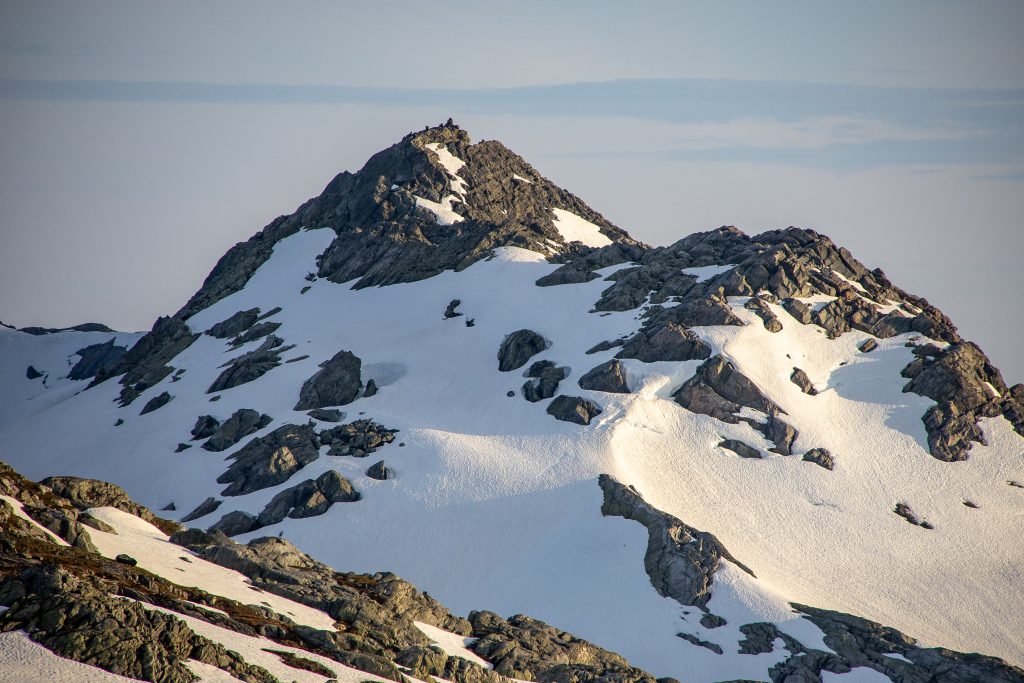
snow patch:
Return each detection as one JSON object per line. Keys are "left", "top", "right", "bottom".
{"left": 681, "top": 264, "right": 736, "bottom": 282}
{"left": 414, "top": 621, "right": 491, "bottom": 668}
{"left": 551, "top": 208, "right": 613, "bottom": 248}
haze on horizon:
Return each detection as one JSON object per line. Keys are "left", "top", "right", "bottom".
{"left": 1, "top": 0, "right": 1022, "bottom": 382}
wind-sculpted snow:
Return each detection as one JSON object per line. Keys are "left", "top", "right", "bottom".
{"left": 2, "top": 123, "right": 1024, "bottom": 681}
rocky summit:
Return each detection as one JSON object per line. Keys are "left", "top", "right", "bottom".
{"left": 2, "top": 122, "right": 1023, "bottom": 683}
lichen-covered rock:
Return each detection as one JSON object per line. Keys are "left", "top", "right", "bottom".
{"left": 546, "top": 395, "right": 602, "bottom": 425}
{"left": 578, "top": 359, "right": 630, "bottom": 393}
{"left": 41, "top": 474, "right": 179, "bottom": 535}
{"left": 498, "top": 330, "right": 549, "bottom": 372}
{"left": 294, "top": 349, "right": 363, "bottom": 410}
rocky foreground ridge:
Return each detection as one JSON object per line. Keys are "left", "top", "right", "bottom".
{"left": 2, "top": 461, "right": 1022, "bottom": 683}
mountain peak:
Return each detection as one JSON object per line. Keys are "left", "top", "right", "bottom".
{"left": 177, "top": 123, "right": 639, "bottom": 320}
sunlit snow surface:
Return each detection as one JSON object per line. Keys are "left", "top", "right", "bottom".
{"left": 551, "top": 208, "right": 614, "bottom": 247}
{"left": 2, "top": 227, "right": 1023, "bottom": 680}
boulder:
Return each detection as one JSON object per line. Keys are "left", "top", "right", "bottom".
{"left": 367, "top": 460, "right": 392, "bottom": 480}
{"left": 190, "top": 414, "right": 220, "bottom": 440}
{"left": 498, "top": 329, "right": 549, "bottom": 372}
{"left": 578, "top": 359, "right": 631, "bottom": 393}
{"left": 251, "top": 470, "right": 361, "bottom": 531}
{"left": 307, "top": 408, "right": 344, "bottom": 422}
{"left": 294, "top": 349, "right": 363, "bottom": 410}
{"left": 321, "top": 419, "right": 398, "bottom": 457}
{"left": 546, "top": 395, "right": 602, "bottom": 426}
{"left": 802, "top": 448, "right": 835, "bottom": 470}
{"left": 858, "top": 338, "right": 878, "bottom": 353}
{"left": 894, "top": 502, "right": 933, "bottom": 529}
{"left": 217, "top": 424, "right": 320, "bottom": 496}
{"left": 718, "top": 439, "right": 761, "bottom": 459}
{"left": 208, "top": 510, "right": 258, "bottom": 536}
{"left": 25, "top": 365, "right": 43, "bottom": 380}
{"left": 444, "top": 299, "right": 463, "bottom": 318}
{"left": 790, "top": 367, "right": 818, "bottom": 395}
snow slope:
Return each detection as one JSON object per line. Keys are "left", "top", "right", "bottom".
{"left": 3, "top": 223, "right": 1021, "bottom": 682}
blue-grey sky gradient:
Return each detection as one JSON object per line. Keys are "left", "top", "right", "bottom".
{"left": 0, "top": 1, "right": 1022, "bottom": 383}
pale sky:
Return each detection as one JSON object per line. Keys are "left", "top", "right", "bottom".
{"left": 1, "top": 0, "right": 1022, "bottom": 383}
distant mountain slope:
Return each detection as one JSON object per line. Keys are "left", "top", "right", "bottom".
{"left": 2, "top": 123, "right": 1022, "bottom": 682}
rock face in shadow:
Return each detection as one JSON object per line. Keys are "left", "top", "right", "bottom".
{"left": 546, "top": 395, "right": 602, "bottom": 425}
{"left": 598, "top": 474, "right": 752, "bottom": 608}
{"left": 92, "top": 316, "right": 198, "bottom": 406}
{"left": 68, "top": 339, "right": 127, "bottom": 381}
{"left": 205, "top": 308, "right": 259, "bottom": 339}
{"left": 522, "top": 360, "right": 568, "bottom": 402}
{"left": 294, "top": 349, "right": 363, "bottom": 410}
{"left": 139, "top": 391, "right": 172, "bottom": 415}
{"left": 578, "top": 359, "right": 631, "bottom": 393}
{"left": 616, "top": 322, "right": 711, "bottom": 363}
{"left": 320, "top": 419, "right": 398, "bottom": 457}
{"left": 201, "top": 409, "right": 273, "bottom": 452}
{"left": 208, "top": 335, "right": 294, "bottom": 393}
{"left": 216, "top": 424, "right": 320, "bottom": 496}
{"left": 498, "top": 330, "right": 549, "bottom": 372}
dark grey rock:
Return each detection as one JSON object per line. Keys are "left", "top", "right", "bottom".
{"left": 699, "top": 613, "right": 727, "bottom": 629}
{"left": 790, "top": 368, "right": 818, "bottom": 395}
{"left": 229, "top": 321, "right": 281, "bottom": 346}
{"left": 364, "top": 378, "right": 379, "bottom": 397}
{"left": 68, "top": 338, "right": 127, "bottom": 380}
{"left": 202, "top": 409, "right": 273, "bottom": 452}
{"left": 498, "top": 329, "right": 550, "bottom": 372}
{"left": 294, "top": 349, "right": 363, "bottom": 410}
{"left": 208, "top": 510, "right": 258, "bottom": 536}
{"left": 208, "top": 335, "right": 293, "bottom": 393}
{"left": 719, "top": 439, "right": 761, "bottom": 459}
{"left": 444, "top": 299, "right": 463, "bottom": 318}
{"left": 115, "top": 553, "right": 137, "bottom": 566}
{"left": 616, "top": 323, "right": 711, "bottom": 363}
{"left": 585, "top": 339, "right": 625, "bottom": 354}
{"left": 894, "top": 502, "right": 934, "bottom": 529}
{"left": 546, "top": 395, "right": 602, "bottom": 425}
{"left": 760, "top": 415, "right": 799, "bottom": 455}
{"left": 180, "top": 496, "right": 222, "bottom": 523}
{"left": 676, "top": 632, "right": 722, "bottom": 655}
{"left": 673, "top": 355, "right": 782, "bottom": 422}
{"left": 205, "top": 307, "right": 259, "bottom": 338}
{"left": 859, "top": 338, "right": 878, "bottom": 353}
{"left": 217, "top": 423, "right": 320, "bottom": 496}
{"left": 175, "top": 442, "right": 191, "bottom": 452}
{"left": 307, "top": 408, "right": 344, "bottom": 422}
{"left": 245, "top": 470, "right": 360, "bottom": 532}
{"left": 522, "top": 360, "right": 568, "bottom": 402}
{"left": 599, "top": 474, "right": 753, "bottom": 608}
{"left": 94, "top": 315, "right": 198, "bottom": 406}
{"left": 367, "top": 460, "right": 391, "bottom": 480}
{"left": 321, "top": 419, "right": 398, "bottom": 457}
{"left": 26, "top": 365, "right": 42, "bottom": 380}
{"left": 578, "top": 359, "right": 631, "bottom": 393}
{"left": 782, "top": 297, "right": 813, "bottom": 324}
{"left": 802, "top": 448, "right": 835, "bottom": 470}
{"left": 191, "top": 414, "right": 221, "bottom": 440}
{"left": 139, "top": 391, "right": 172, "bottom": 415}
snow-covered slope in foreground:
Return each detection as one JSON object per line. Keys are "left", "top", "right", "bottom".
{"left": 2, "top": 123, "right": 1022, "bottom": 682}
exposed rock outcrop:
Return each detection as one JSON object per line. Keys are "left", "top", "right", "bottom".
{"left": 205, "top": 307, "right": 259, "bottom": 338}
{"left": 217, "top": 424, "right": 320, "bottom": 496}
{"left": 139, "top": 390, "right": 172, "bottom": 415}
{"left": 522, "top": 360, "right": 568, "bottom": 402}
{"left": 201, "top": 409, "right": 273, "bottom": 452}
{"left": 68, "top": 338, "right": 127, "bottom": 381}
{"left": 598, "top": 474, "right": 752, "bottom": 608}
{"left": 802, "top": 447, "right": 835, "bottom": 470}
{"left": 294, "top": 349, "right": 363, "bottom": 410}
{"left": 546, "top": 396, "right": 602, "bottom": 425}
{"left": 92, "top": 315, "right": 198, "bottom": 406}
{"left": 498, "top": 329, "right": 549, "bottom": 372}
{"left": 320, "top": 419, "right": 397, "bottom": 457}
{"left": 578, "top": 359, "right": 631, "bottom": 393}
{"left": 616, "top": 322, "right": 711, "bottom": 363}
{"left": 41, "top": 475, "right": 179, "bottom": 535}
{"left": 208, "top": 335, "right": 294, "bottom": 394}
